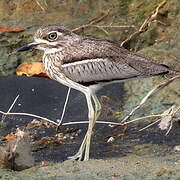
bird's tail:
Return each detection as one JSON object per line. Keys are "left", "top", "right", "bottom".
{"left": 168, "top": 69, "right": 180, "bottom": 75}
{"left": 160, "top": 64, "right": 180, "bottom": 76}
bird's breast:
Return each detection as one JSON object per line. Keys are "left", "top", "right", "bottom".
{"left": 43, "top": 53, "right": 62, "bottom": 79}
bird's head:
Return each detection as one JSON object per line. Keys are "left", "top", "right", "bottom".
{"left": 17, "top": 25, "right": 79, "bottom": 53}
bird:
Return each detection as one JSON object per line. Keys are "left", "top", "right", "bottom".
{"left": 17, "top": 25, "right": 179, "bottom": 161}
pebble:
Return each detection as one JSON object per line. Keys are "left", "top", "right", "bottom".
{"left": 174, "top": 145, "right": 180, "bottom": 151}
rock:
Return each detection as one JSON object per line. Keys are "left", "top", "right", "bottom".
{"left": 174, "top": 145, "right": 180, "bottom": 151}
{"left": 0, "top": 129, "right": 34, "bottom": 170}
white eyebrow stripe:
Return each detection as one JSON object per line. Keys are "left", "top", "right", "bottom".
{"left": 48, "top": 31, "right": 63, "bottom": 36}
{"left": 57, "top": 32, "right": 63, "bottom": 36}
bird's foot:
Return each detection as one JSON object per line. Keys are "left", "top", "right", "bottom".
{"left": 68, "top": 151, "right": 85, "bottom": 161}
{"left": 68, "top": 135, "right": 89, "bottom": 161}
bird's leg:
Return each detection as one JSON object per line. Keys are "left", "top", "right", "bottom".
{"left": 69, "top": 95, "right": 101, "bottom": 161}
{"left": 83, "top": 93, "right": 96, "bottom": 160}
{"left": 92, "top": 95, "right": 102, "bottom": 121}
{"left": 68, "top": 93, "right": 97, "bottom": 161}
{"left": 68, "top": 134, "right": 87, "bottom": 160}
{"left": 82, "top": 95, "right": 101, "bottom": 160}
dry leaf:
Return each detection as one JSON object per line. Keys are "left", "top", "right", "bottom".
{"left": 2, "top": 132, "right": 15, "bottom": 141}
{"left": 0, "top": 26, "right": 24, "bottom": 32}
{"left": 33, "top": 136, "right": 65, "bottom": 146}
{"left": 158, "top": 105, "right": 180, "bottom": 130}
{"left": 16, "top": 62, "right": 48, "bottom": 77}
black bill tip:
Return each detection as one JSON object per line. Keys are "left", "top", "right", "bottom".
{"left": 17, "top": 42, "right": 38, "bottom": 52}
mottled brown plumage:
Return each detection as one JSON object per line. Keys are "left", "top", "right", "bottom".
{"left": 17, "top": 25, "right": 178, "bottom": 161}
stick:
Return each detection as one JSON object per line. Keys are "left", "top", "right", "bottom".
{"left": 139, "top": 119, "right": 161, "bottom": 131}
{"left": 1, "top": 95, "right": 20, "bottom": 123}
{"left": 123, "top": 105, "right": 179, "bottom": 134}
{"left": 0, "top": 111, "right": 58, "bottom": 126}
{"left": 57, "top": 87, "right": 71, "bottom": 127}
{"left": 90, "top": 25, "right": 135, "bottom": 29}
{"left": 61, "top": 120, "right": 120, "bottom": 126}
{"left": 121, "top": 75, "right": 180, "bottom": 123}
{"left": 0, "top": 110, "right": 120, "bottom": 127}
{"left": 122, "top": 114, "right": 162, "bottom": 125}
{"left": 72, "top": 9, "right": 111, "bottom": 33}
{"left": 121, "top": 0, "right": 167, "bottom": 47}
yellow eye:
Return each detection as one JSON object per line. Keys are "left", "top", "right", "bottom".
{"left": 48, "top": 32, "right": 58, "bottom": 40}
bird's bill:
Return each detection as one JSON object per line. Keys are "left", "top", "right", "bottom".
{"left": 17, "top": 42, "right": 38, "bottom": 52}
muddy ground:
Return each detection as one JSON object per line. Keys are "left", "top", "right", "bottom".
{"left": 0, "top": 76, "right": 179, "bottom": 180}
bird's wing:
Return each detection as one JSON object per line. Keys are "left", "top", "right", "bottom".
{"left": 61, "top": 57, "right": 143, "bottom": 84}
{"left": 60, "top": 36, "right": 169, "bottom": 84}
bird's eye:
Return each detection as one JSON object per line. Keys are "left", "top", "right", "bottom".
{"left": 48, "top": 32, "right": 58, "bottom": 41}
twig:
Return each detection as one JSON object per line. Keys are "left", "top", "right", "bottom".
{"left": 121, "top": 75, "right": 180, "bottom": 123}
{"left": 35, "top": 0, "right": 47, "bottom": 11}
{"left": 139, "top": 119, "right": 161, "bottom": 131}
{"left": 57, "top": 87, "right": 71, "bottom": 127}
{"left": 1, "top": 95, "right": 20, "bottom": 123}
{"left": 123, "top": 105, "right": 179, "bottom": 134}
{"left": 61, "top": 120, "right": 120, "bottom": 126}
{"left": 89, "top": 25, "right": 135, "bottom": 35}
{"left": 122, "top": 114, "right": 162, "bottom": 125}
{"left": 0, "top": 91, "right": 119, "bottom": 130}
{"left": 72, "top": 10, "right": 111, "bottom": 33}
{"left": 90, "top": 25, "right": 135, "bottom": 29}
{"left": 139, "top": 105, "right": 180, "bottom": 134}
{"left": 72, "top": 10, "right": 135, "bottom": 35}
{"left": 0, "top": 110, "right": 120, "bottom": 127}
{"left": 0, "top": 111, "right": 58, "bottom": 126}
{"left": 121, "top": 0, "right": 167, "bottom": 47}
